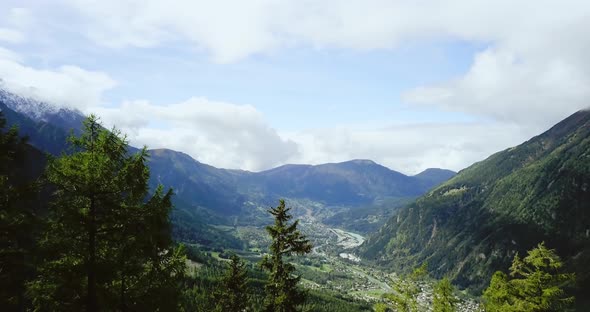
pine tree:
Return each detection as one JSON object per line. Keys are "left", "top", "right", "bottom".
{"left": 0, "top": 112, "right": 40, "bottom": 311}
{"left": 482, "top": 271, "right": 516, "bottom": 312}
{"left": 382, "top": 263, "right": 427, "bottom": 312}
{"left": 215, "top": 253, "right": 249, "bottom": 312}
{"left": 114, "top": 186, "right": 187, "bottom": 311}
{"left": 261, "top": 199, "right": 312, "bottom": 312}
{"left": 373, "top": 302, "right": 390, "bottom": 312}
{"left": 483, "top": 242, "right": 575, "bottom": 312}
{"left": 28, "top": 116, "right": 185, "bottom": 311}
{"left": 432, "top": 277, "right": 458, "bottom": 312}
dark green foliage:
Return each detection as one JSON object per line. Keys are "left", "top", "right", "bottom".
{"left": 181, "top": 263, "right": 226, "bottom": 312}
{"left": 359, "top": 110, "right": 590, "bottom": 294}
{"left": 433, "top": 277, "right": 458, "bottom": 312}
{"left": 28, "top": 116, "right": 185, "bottom": 311}
{"left": 170, "top": 200, "right": 243, "bottom": 249}
{"left": 483, "top": 243, "right": 575, "bottom": 312}
{"left": 0, "top": 112, "right": 43, "bottom": 311}
{"left": 182, "top": 255, "right": 267, "bottom": 312}
{"left": 215, "top": 254, "right": 249, "bottom": 312}
{"left": 261, "top": 199, "right": 313, "bottom": 312}
{"left": 182, "top": 251, "right": 370, "bottom": 312}
{"left": 304, "top": 289, "right": 372, "bottom": 312}
{"left": 373, "top": 302, "right": 390, "bottom": 312}
{"left": 482, "top": 272, "right": 514, "bottom": 312}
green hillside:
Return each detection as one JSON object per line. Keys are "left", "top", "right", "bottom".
{"left": 359, "top": 110, "right": 590, "bottom": 294}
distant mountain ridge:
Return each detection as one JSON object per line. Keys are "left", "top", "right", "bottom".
{"left": 0, "top": 87, "right": 456, "bottom": 248}
{"left": 359, "top": 109, "right": 590, "bottom": 293}
{"left": 413, "top": 168, "right": 457, "bottom": 186}
{"left": 0, "top": 87, "right": 455, "bottom": 214}
{"left": 242, "top": 159, "right": 447, "bottom": 206}
{"left": 0, "top": 87, "right": 86, "bottom": 134}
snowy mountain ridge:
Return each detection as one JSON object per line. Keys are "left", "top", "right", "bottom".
{"left": 0, "top": 84, "right": 85, "bottom": 123}
{"left": 0, "top": 85, "right": 86, "bottom": 133}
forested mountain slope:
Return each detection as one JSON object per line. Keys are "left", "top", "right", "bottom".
{"left": 359, "top": 110, "right": 590, "bottom": 292}
{"left": 241, "top": 160, "right": 451, "bottom": 206}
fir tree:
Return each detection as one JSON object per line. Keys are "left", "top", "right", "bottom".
{"left": 215, "top": 253, "right": 249, "bottom": 312}
{"left": 0, "top": 112, "right": 40, "bottom": 311}
{"left": 382, "top": 263, "right": 427, "bottom": 312}
{"left": 373, "top": 302, "right": 390, "bottom": 312}
{"left": 483, "top": 242, "right": 575, "bottom": 312}
{"left": 28, "top": 116, "right": 185, "bottom": 311}
{"left": 482, "top": 271, "right": 516, "bottom": 312}
{"left": 261, "top": 199, "right": 312, "bottom": 312}
{"left": 432, "top": 277, "right": 458, "bottom": 312}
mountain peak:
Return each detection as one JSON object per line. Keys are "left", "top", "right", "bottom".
{"left": 345, "top": 159, "right": 377, "bottom": 166}
{"left": 414, "top": 168, "right": 456, "bottom": 176}
{"left": 0, "top": 87, "right": 59, "bottom": 120}
{"left": 149, "top": 148, "right": 204, "bottom": 164}
{"left": 0, "top": 87, "right": 86, "bottom": 134}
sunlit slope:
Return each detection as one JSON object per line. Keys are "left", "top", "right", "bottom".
{"left": 360, "top": 110, "right": 590, "bottom": 291}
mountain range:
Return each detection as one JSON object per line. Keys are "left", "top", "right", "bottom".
{"left": 0, "top": 87, "right": 455, "bottom": 242}
{"left": 3, "top": 86, "right": 590, "bottom": 307}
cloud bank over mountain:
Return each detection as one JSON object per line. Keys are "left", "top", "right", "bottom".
{"left": 0, "top": 0, "right": 588, "bottom": 173}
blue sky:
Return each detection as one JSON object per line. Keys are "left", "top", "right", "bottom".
{"left": 0, "top": 1, "right": 588, "bottom": 173}
{"left": 44, "top": 39, "right": 483, "bottom": 129}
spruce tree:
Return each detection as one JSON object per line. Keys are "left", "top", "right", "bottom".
{"left": 215, "top": 253, "right": 249, "bottom": 312}
{"left": 482, "top": 271, "right": 516, "bottom": 312}
{"left": 432, "top": 277, "right": 458, "bottom": 312}
{"left": 261, "top": 199, "right": 312, "bottom": 312}
{"left": 28, "top": 115, "right": 185, "bottom": 311}
{"left": 483, "top": 242, "right": 575, "bottom": 312}
{"left": 382, "top": 263, "right": 427, "bottom": 312}
{"left": 372, "top": 302, "right": 389, "bottom": 312}
{"left": 0, "top": 113, "right": 40, "bottom": 311}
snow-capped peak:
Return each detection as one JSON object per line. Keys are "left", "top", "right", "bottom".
{"left": 0, "top": 85, "right": 85, "bottom": 124}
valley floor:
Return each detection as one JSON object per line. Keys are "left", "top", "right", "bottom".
{"left": 204, "top": 211, "right": 482, "bottom": 311}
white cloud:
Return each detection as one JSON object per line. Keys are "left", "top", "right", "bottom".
{"left": 0, "top": 46, "right": 563, "bottom": 174}
{"left": 59, "top": 0, "right": 284, "bottom": 63}
{"left": 47, "top": 1, "right": 587, "bottom": 60}
{"left": 0, "top": 47, "right": 22, "bottom": 62}
{"left": 284, "top": 121, "right": 532, "bottom": 175}
{"left": 92, "top": 98, "right": 299, "bottom": 171}
{"left": 90, "top": 97, "right": 535, "bottom": 174}
{"left": 6, "top": 8, "right": 35, "bottom": 29}
{"left": 404, "top": 37, "right": 590, "bottom": 130}
{"left": 0, "top": 45, "right": 296, "bottom": 171}
{"left": 0, "top": 48, "right": 116, "bottom": 110}
{"left": 0, "top": 28, "right": 25, "bottom": 44}
{"left": 45, "top": 1, "right": 590, "bottom": 124}
{"left": 0, "top": 0, "right": 588, "bottom": 172}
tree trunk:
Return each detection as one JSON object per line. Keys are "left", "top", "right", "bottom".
{"left": 87, "top": 196, "right": 97, "bottom": 312}
{"left": 120, "top": 273, "right": 126, "bottom": 312}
